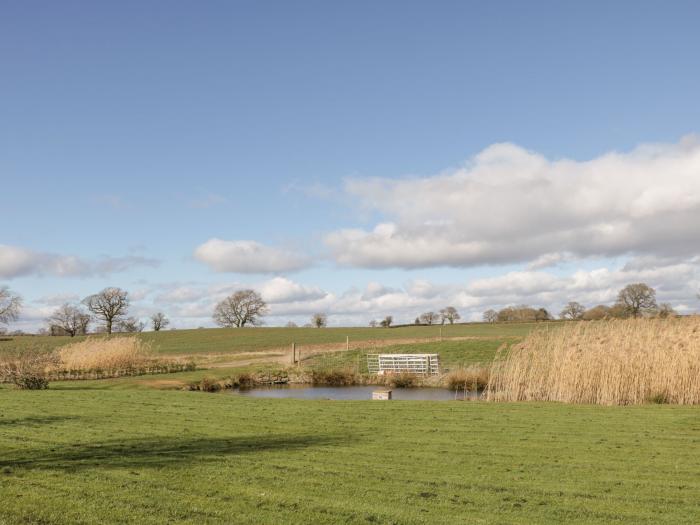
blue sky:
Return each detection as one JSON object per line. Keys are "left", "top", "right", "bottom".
{"left": 2, "top": 1, "right": 700, "bottom": 330}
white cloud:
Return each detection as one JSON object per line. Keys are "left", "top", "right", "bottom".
{"left": 258, "top": 277, "right": 327, "bottom": 303}
{"left": 326, "top": 136, "right": 700, "bottom": 269}
{"left": 194, "top": 238, "right": 311, "bottom": 274}
{"left": 0, "top": 244, "right": 159, "bottom": 279}
{"left": 9, "top": 257, "right": 700, "bottom": 332}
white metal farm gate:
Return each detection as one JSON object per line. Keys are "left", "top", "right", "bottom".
{"left": 366, "top": 353, "right": 440, "bottom": 375}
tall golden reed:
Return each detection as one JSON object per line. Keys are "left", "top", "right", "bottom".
{"left": 58, "top": 337, "right": 156, "bottom": 370}
{"left": 487, "top": 317, "right": 700, "bottom": 405}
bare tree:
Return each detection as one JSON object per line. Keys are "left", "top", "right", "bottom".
{"left": 419, "top": 311, "right": 439, "bottom": 325}
{"left": 285, "top": 321, "right": 298, "bottom": 328}
{"left": 656, "top": 303, "right": 677, "bottom": 319}
{"left": 380, "top": 315, "right": 393, "bottom": 328}
{"left": 482, "top": 309, "right": 498, "bottom": 323}
{"left": 47, "top": 303, "right": 90, "bottom": 337}
{"left": 151, "top": 312, "right": 169, "bottom": 331}
{"left": 369, "top": 319, "right": 378, "bottom": 328}
{"left": 118, "top": 317, "right": 146, "bottom": 333}
{"left": 213, "top": 289, "right": 268, "bottom": 328}
{"left": 440, "top": 306, "right": 461, "bottom": 325}
{"left": 312, "top": 313, "right": 328, "bottom": 328}
{"left": 0, "top": 286, "right": 22, "bottom": 326}
{"left": 559, "top": 301, "right": 585, "bottom": 320}
{"left": 616, "top": 283, "right": 657, "bottom": 318}
{"left": 83, "top": 288, "right": 129, "bottom": 334}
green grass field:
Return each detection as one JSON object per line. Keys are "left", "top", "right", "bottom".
{"left": 0, "top": 322, "right": 537, "bottom": 356}
{"left": 1, "top": 390, "right": 699, "bottom": 524}
{"left": 302, "top": 338, "right": 509, "bottom": 373}
{"left": 3, "top": 321, "right": 698, "bottom": 523}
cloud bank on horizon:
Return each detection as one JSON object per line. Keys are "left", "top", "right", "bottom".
{"left": 4, "top": 136, "right": 700, "bottom": 330}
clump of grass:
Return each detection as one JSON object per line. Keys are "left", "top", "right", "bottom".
{"left": 311, "top": 369, "right": 357, "bottom": 386}
{"left": 487, "top": 317, "right": 700, "bottom": 405}
{"left": 199, "top": 376, "right": 223, "bottom": 392}
{"left": 236, "top": 372, "right": 255, "bottom": 388}
{"left": 646, "top": 392, "right": 670, "bottom": 404}
{"left": 445, "top": 366, "right": 489, "bottom": 391}
{"left": 389, "top": 373, "right": 418, "bottom": 388}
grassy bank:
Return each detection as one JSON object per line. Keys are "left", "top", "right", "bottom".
{"left": 1, "top": 390, "right": 699, "bottom": 524}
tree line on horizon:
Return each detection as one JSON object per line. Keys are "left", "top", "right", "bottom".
{"left": 0, "top": 282, "right": 687, "bottom": 336}
{"left": 482, "top": 283, "right": 677, "bottom": 323}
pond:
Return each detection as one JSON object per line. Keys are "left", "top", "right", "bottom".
{"left": 231, "top": 385, "right": 482, "bottom": 401}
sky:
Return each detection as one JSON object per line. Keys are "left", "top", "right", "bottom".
{"left": 2, "top": 1, "right": 700, "bottom": 331}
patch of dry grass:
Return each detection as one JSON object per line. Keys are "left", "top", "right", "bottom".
{"left": 445, "top": 366, "right": 489, "bottom": 391}
{"left": 58, "top": 337, "right": 157, "bottom": 370}
{"left": 487, "top": 317, "right": 700, "bottom": 405}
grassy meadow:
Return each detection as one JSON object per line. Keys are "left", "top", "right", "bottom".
{"left": 2, "top": 320, "right": 700, "bottom": 523}
{"left": 2, "top": 389, "right": 699, "bottom": 524}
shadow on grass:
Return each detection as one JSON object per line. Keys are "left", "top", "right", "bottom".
{"left": 0, "top": 415, "right": 84, "bottom": 427}
{"left": 3, "top": 433, "right": 351, "bottom": 471}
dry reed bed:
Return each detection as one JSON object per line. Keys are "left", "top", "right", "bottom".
{"left": 51, "top": 337, "right": 194, "bottom": 380}
{"left": 487, "top": 317, "right": 700, "bottom": 405}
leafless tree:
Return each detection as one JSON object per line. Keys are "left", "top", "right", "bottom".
{"left": 616, "top": 283, "right": 657, "bottom": 318}
{"left": 312, "top": 313, "right": 328, "bottom": 328}
{"left": 83, "top": 287, "right": 130, "bottom": 334}
{"left": 213, "top": 289, "right": 268, "bottom": 328}
{"left": 419, "top": 311, "right": 439, "bottom": 325}
{"left": 0, "top": 286, "right": 22, "bottom": 326}
{"left": 559, "top": 301, "right": 586, "bottom": 320}
{"left": 151, "top": 312, "right": 169, "bottom": 331}
{"left": 369, "top": 319, "right": 378, "bottom": 328}
{"left": 656, "top": 303, "right": 677, "bottom": 319}
{"left": 47, "top": 303, "right": 90, "bottom": 337}
{"left": 440, "top": 306, "right": 460, "bottom": 325}
{"left": 285, "top": 321, "right": 298, "bottom": 328}
{"left": 380, "top": 315, "right": 393, "bottom": 328}
{"left": 118, "top": 317, "right": 146, "bottom": 333}
{"left": 482, "top": 309, "right": 498, "bottom": 323}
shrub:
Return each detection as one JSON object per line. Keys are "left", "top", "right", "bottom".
{"left": 311, "top": 369, "right": 357, "bottom": 386}
{"left": 0, "top": 346, "right": 57, "bottom": 390}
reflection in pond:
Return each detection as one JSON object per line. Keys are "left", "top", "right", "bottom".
{"left": 231, "top": 385, "right": 482, "bottom": 401}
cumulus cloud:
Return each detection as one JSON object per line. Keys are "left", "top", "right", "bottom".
{"left": 258, "top": 277, "right": 327, "bottom": 303}
{"left": 11, "top": 256, "right": 700, "bottom": 332}
{"left": 194, "top": 239, "right": 311, "bottom": 274}
{"left": 0, "top": 244, "right": 159, "bottom": 279}
{"left": 326, "top": 136, "right": 700, "bottom": 269}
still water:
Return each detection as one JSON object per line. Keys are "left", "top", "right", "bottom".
{"left": 232, "top": 385, "right": 481, "bottom": 401}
